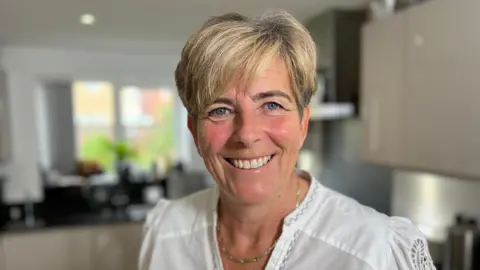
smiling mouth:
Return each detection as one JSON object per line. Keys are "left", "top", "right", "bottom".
{"left": 225, "top": 155, "right": 274, "bottom": 170}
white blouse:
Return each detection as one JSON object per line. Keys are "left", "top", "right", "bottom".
{"left": 139, "top": 172, "right": 436, "bottom": 270}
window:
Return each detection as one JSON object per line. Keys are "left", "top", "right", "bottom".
{"left": 73, "top": 81, "right": 115, "bottom": 171}
{"left": 120, "top": 86, "right": 175, "bottom": 170}
{"left": 72, "top": 81, "right": 175, "bottom": 172}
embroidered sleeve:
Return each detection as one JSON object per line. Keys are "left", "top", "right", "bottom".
{"left": 387, "top": 217, "right": 436, "bottom": 270}
{"left": 409, "top": 238, "right": 435, "bottom": 270}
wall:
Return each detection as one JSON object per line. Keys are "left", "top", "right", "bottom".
{"left": 43, "top": 81, "right": 76, "bottom": 174}
{"left": 0, "top": 72, "right": 43, "bottom": 202}
{"left": 0, "top": 45, "right": 195, "bottom": 203}
{"left": 318, "top": 119, "right": 393, "bottom": 215}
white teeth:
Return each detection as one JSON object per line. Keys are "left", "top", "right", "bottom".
{"left": 257, "top": 158, "right": 264, "bottom": 167}
{"left": 230, "top": 155, "right": 272, "bottom": 170}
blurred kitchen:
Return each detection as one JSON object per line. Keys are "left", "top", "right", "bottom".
{"left": 0, "top": 0, "right": 479, "bottom": 269}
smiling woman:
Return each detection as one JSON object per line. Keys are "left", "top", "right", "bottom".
{"left": 139, "top": 10, "right": 435, "bottom": 270}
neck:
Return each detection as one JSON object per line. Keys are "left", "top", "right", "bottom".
{"left": 216, "top": 172, "right": 306, "bottom": 247}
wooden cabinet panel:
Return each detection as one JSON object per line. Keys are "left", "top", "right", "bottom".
{"left": 361, "top": 12, "right": 406, "bottom": 167}
{"left": 403, "top": 0, "right": 480, "bottom": 178}
{"left": 362, "top": 0, "right": 480, "bottom": 179}
{"left": 1, "top": 222, "right": 143, "bottom": 270}
{"left": 3, "top": 228, "right": 91, "bottom": 270}
{"left": 91, "top": 223, "right": 143, "bottom": 270}
{"left": 4, "top": 231, "right": 66, "bottom": 270}
{"left": 65, "top": 228, "right": 93, "bottom": 270}
{"left": 0, "top": 237, "right": 5, "bottom": 270}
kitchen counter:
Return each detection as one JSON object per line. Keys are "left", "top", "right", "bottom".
{"left": 0, "top": 205, "right": 150, "bottom": 234}
{"left": 0, "top": 215, "right": 144, "bottom": 270}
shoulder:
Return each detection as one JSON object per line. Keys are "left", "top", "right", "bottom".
{"left": 139, "top": 188, "right": 216, "bottom": 269}
{"left": 386, "top": 216, "right": 436, "bottom": 269}
{"left": 304, "top": 183, "right": 435, "bottom": 269}
{"left": 144, "top": 187, "right": 216, "bottom": 239}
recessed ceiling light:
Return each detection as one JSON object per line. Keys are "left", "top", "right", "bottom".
{"left": 80, "top": 14, "right": 96, "bottom": 25}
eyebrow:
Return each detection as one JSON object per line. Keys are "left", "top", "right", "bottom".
{"left": 211, "top": 98, "right": 235, "bottom": 107}
{"left": 252, "top": 90, "right": 293, "bottom": 103}
{"left": 210, "top": 90, "right": 294, "bottom": 107}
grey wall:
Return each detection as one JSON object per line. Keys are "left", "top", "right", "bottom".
{"left": 317, "top": 119, "right": 393, "bottom": 215}
{"left": 43, "top": 81, "right": 76, "bottom": 174}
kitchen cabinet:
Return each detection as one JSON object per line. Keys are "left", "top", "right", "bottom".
{"left": 2, "top": 222, "right": 143, "bottom": 270}
{"left": 361, "top": 0, "right": 480, "bottom": 179}
{"left": 91, "top": 223, "right": 143, "bottom": 270}
{"left": 361, "top": 12, "right": 406, "bottom": 167}
{"left": 3, "top": 228, "right": 91, "bottom": 270}
{"left": 0, "top": 237, "right": 5, "bottom": 270}
{"left": 402, "top": 0, "right": 480, "bottom": 178}
{"left": 306, "top": 10, "right": 366, "bottom": 108}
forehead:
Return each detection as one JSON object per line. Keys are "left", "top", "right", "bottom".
{"left": 225, "top": 58, "right": 293, "bottom": 98}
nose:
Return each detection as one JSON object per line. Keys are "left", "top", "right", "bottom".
{"left": 233, "top": 110, "right": 262, "bottom": 148}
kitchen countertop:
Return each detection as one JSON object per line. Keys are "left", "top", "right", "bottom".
{"left": 0, "top": 205, "right": 151, "bottom": 234}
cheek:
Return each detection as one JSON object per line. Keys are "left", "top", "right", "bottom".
{"left": 265, "top": 116, "right": 302, "bottom": 149}
{"left": 198, "top": 122, "right": 231, "bottom": 154}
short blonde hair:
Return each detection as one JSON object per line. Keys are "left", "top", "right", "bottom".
{"left": 175, "top": 11, "right": 317, "bottom": 117}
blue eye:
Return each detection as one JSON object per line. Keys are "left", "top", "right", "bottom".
{"left": 264, "top": 102, "right": 281, "bottom": 111}
{"left": 209, "top": 107, "right": 230, "bottom": 117}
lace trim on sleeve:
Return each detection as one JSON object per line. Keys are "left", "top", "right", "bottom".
{"left": 410, "top": 239, "right": 436, "bottom": 270}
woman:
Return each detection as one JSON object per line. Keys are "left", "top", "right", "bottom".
{"left": 140, "top": 11, "right": 436, "bottom": 270}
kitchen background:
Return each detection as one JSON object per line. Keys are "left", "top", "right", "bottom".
{"left": 0, "top": 0, "right": 479, "bottom": 269}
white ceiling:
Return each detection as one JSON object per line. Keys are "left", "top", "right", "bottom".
{"left": 0, "top": 0, "right": 370, "bottom": 53}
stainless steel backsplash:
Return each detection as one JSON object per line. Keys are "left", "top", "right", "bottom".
{"left": 392, "top": 170, "right": 480, "bottom": 242}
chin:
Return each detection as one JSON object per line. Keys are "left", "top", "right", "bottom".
{"left": 223, "top": 177, "right": 277, "bottom": 205}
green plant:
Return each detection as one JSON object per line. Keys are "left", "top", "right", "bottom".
{"left": 79, "top": 135, "right": 137, "bottom": 171}
{"left": 110, "top": 140, "right": 137, "bottom": 161}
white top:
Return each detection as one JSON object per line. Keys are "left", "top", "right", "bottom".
{"left": 139, "top": 172, "right": 436, "bottom": 270}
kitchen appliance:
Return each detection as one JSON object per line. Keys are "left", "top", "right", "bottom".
{"left": 444, "top": 214, "right": 480, "bottom": 270}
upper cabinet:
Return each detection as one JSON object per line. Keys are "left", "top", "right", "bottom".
{"left": 0, "top": 71, "right": 11, "bottom": 163}
{"left": 361, "top": 12, "right": 406, "bottom": 167}
{"left": 306, "top": 10, "right": 366, "bottom": 113}
{"left": 361, "top": 0, "right": 480, "bottom": 179}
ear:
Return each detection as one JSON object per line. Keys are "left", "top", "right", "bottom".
{"left": 187, "top": 115, "right": 202, "bottom": 156}
{"left": 299, "top": 105, "right": 310, "bottom": 149}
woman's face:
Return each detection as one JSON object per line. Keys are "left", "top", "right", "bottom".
{"left": 189, "top": 58, "right": 310, "bottom": 205}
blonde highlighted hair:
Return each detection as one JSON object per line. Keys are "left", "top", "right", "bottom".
{"left": 175, "top": 11, "right": 317, "bottom": 117}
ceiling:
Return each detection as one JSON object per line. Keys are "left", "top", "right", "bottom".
{"left": 0, "top": 0, "right": 370, "bottom": 54}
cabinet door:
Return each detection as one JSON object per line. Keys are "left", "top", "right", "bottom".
{"left": 306, "top": 12, "right": 334, "bottom": 69}
{"left": 0, "top": 237, "right": 5, "bottom": 270}
{"left": 91, "top": 223, "right": 143, "bottom": 270}
{"left": 65, "top": 228, "right": 93, "bottom": 270}
{"left": 3, "top": 228, "right": 92, "bottom": 270}
{"left": 361, "top": 13, "right": 406, "bottom": 166}
{"left": 404, "top": 0, "right": 480, "bottom": 178}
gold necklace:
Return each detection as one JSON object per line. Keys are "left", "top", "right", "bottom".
{"left": 217, "top": 179, "right": 301, "bottom": 264}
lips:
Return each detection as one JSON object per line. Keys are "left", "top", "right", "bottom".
{"left": 225, "top": 155, "right": 273, "bottom": 169}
